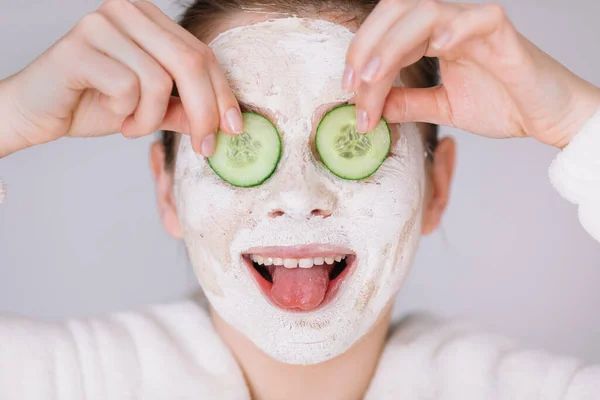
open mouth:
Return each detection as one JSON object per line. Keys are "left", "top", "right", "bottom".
{"left": 242, "top": 245, "right": 356, "bottom": 312}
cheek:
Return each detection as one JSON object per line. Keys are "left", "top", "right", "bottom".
{"left": 343, "top": 156, "right": 423, "bottom": 280}
{"left": 345, "top": 168, "right": 422, "bottom": 221}
{"left": 176, "top": 176, "right": 250, "bottom": 261}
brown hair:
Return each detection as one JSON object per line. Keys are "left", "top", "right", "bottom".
{"left": 162, "top": 0, "right": 440, "bottom": 169}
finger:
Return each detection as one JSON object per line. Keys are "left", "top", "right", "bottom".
{"left": 429, "top": 3, "right": 542, "bottom": 130}
{"left": 72, "top": 46, "right": 138, "bottom": 118}
{"left": 188, "top": 72, "right": 219, "bottom": 155}
{"left": 134, "top": 0, "right": 243, "bottom": 134}
{"left": 345, "top": 0, "right": 419, "bottom": 91}
{"left": 69, "top": 45, "right": 139, "bottom": 135}
{"left": 98, "top": 0, "right": 220, "bottom": 154}
{"left": 159, "top": 96, "right": 191, "bottom": 134}
{"left": 362, "top": 1, "right": 460, "bottom": 85}
{"left": 429, "top": 3, "right": 524, "bottom": 75}
{"left": 133, "top": 1, "right": 205, "bottom": 52}
{"left": 382, "top": 85, "right": 453, "bottom": 126}
{"left": 354, "top": 45, "right": 427, "bottom": 129}
{"left": 76, "top": 11, "right": 172, "bottom": 138}
{"left": 353, "top": 71, "right": 398, "bottom": 132}
{"left": 207, "top": 66, "right": 243, "bottom": 134}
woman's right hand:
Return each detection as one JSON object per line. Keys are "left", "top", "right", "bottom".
{"left": 0, "top": 0, "right": 242, "bottom": 158}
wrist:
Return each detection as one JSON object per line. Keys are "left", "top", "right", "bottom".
{"left": 554, "top": 83, "right": 600, "bottom": 149}
{"left": 0, "top": 76, "right": 35, "bottom": 158}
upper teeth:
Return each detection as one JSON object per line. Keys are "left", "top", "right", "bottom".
{"left": 250, "top": 255, "right": 347, "bottom": 269}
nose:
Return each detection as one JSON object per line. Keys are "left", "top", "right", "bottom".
{"left": 263, "top": 164, "right": 337, "bottom": 220}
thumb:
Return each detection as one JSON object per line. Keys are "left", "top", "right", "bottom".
{"left": 159, "top": 96, "right": 191, "bottom": 135}
{"left": 382, "top": 85, "right": 453, "bottom": 126}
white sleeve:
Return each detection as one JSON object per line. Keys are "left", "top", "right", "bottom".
{"left": 0, "top": 301, "right": 247, "bottom": 400}
{"left": 367, "top": 315, "right": 600, "bottom": 399}
{"left": 549, "top": 107, "right": 600, "bottom": 242}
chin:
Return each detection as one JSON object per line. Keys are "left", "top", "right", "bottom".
{"left": 194, "top": 230, "right": 422, "bottom": 365}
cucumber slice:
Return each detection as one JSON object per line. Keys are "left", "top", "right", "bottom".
{"left": 208, "top": 113, "right": 281, "bottom": 187}
{"left": 316, "top": 104, "right": 391, "bottom": 180}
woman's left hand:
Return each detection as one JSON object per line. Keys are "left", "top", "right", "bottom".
{"left": 345, "top": 0, "right": 600, "bottom": 148}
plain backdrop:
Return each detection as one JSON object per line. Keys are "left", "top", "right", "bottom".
{"left": 1, "top": 0, "right": 599, "bottom": 362}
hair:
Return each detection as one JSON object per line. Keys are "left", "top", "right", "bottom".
{"left": 162, "top": 0, "right": 440, "bottom": 170}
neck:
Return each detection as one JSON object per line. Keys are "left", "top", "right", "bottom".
{"left": 211, "top": 306, "right": 392, "bottom": 400}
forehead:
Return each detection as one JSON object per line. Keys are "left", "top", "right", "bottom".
{"left": 208, "top": 18, "right": 354, "bottom": 112}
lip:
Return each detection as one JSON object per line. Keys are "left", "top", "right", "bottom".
{"left": 242, "top": 244, "right": 356, "bottom": 312}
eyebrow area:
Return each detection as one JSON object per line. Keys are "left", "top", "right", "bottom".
{"left": 238, "top": 101, "right": 265, "bottom": 115}
{"left": 237, "top": 100, "right": 350, "bottom": 119}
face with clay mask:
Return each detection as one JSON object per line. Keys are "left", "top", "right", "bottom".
{"left": 172, "top": 18, "right": 425, "bottom": 365}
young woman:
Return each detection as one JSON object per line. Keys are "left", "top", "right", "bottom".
{"left": 1, "top": 0, "right": 599, "bottom": 398}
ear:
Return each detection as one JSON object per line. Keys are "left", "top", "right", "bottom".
{"left": 421, "top": 137, "right": 456, "bottom": 235}
{"left": 150, "top": 141, "right": 183, "bottom": 239}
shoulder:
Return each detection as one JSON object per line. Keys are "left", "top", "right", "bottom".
{"left": 366, "top": 313, "right": 600, "bottom": 399}
{"left": 0, "top": 296, "right": 248, "bottom": 399}
{"left": 84, "top": 297, "right": 247, "bottom": 398}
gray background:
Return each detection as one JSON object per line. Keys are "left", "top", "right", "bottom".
{"left": 1, "top": 0, "right": 599, "bottom": 362}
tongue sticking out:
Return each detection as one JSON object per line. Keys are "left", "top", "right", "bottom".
{"left": 270, "top": 266, "right": 331, "bottom": 311}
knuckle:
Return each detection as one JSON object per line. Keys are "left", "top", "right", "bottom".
{"left": 108, "top": 97, "right": 135, "bottom": 117}
{"left": 146, "top": 71, "right": 173, "bottom": 97}
{"left": 75, "top": 12, "right": 108, "bottom": 37}
{"left": 133, "top": 0, "right": 159, "bottom": 13}
{"left": 115, "top": 73, "right": 139, "bottom": 97}
{"left": 483, "top": 3, "right": 506, "bottom": 21}
{"left": 99, "top": 0, "right": 132, "bottom": 15}
{"left": 175, "top": 45, "right": 208, "bottom": 70}
{"left": 56, "top": 30, "right": 82, "bottom": 55}
{"left": 419, "top": 0, "right": 440, "bottom": 16}
{"left": 155, "top": 71, "right": 174, "bottom": 95}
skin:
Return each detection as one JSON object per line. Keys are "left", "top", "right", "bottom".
{"left": 176, "top": 18, "right": 433, "bottom": 366}
{"left": 347, "top": 0, "right": 600, "bottom": 147}
{"left": 0, "top": 0, "right": 599, "bottom": 399}
{"left": 0, "top": 0, "right": 240, "bottom": 157}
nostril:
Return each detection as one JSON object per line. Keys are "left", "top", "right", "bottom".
{"left": 268, "top": 210, "right": 285, "bottom": 218}
{"left": 311, "top": 209, "right": 331, "bottom": 219}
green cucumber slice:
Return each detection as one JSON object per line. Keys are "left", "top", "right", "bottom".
{"left": 207, "top": 112, "right": 281, "bottom": 187}
{"left": 316, "top": 104, "right": 391, "bottom": 180}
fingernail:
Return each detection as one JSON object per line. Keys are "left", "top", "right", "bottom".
{"left": 361, "top": 56, "right": 381, "bottom": 82}
{"left": 201, "top": 134, "right": 216, "bottom": 157}
{"left": 356, "top": 109, "right": 369, "bottom": 133}
{"left": 225, "top": 107, "right": 243, "bottom": 133}
{"left": 342, "top": 65, "right": 355, "bottom": 91}
{"left": 432, "top": 30, "right": 452, "bottom": 50}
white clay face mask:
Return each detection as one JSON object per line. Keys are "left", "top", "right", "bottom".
{"left": 174, "top": 18, "right": 425, "bottom": 365}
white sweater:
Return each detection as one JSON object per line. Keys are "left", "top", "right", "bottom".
{"left": 0, "top": 110, "right": 599, "bottom": 399}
